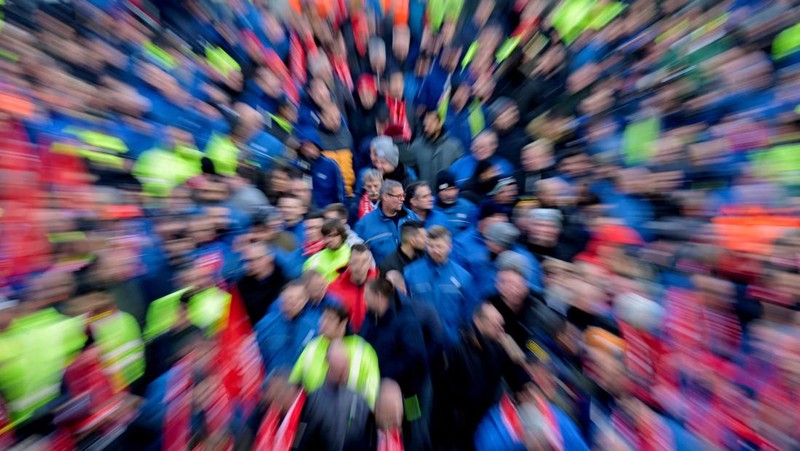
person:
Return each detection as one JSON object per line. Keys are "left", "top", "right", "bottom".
{"left": 443, "top": 77, "right": 482, "bottom": 152}
{"left": 349, "top": 75, "right": 385, "bottom": 160}
{"left": 452, "top": 210, "right": 542, "bottom": 299}
{"left": 360, "top": 278, "right": 429, "bottom": 449}
{"left": 487, "top": 252, "right": 562, "bottom": 348}
{"left": 433, "top": 303, "right": 530, "bottom": 450}
{"left": 303, "top": 219, "right": 353, "bottom": 282}
{"left": 516, "top": 139, "right": 557, "bottom": 200}
{"left": 323, "top": 202, "right": 364, "bottom": 246}
{"left": 488, "top": 97, "right": 529, "bottom": 166}
{"left": 327, "top": 244, "right": 379, "bottom": 332}
{"left": 378, "top": 220, "right": 427, "bottom": 275}
{"left": 368, "top": 136, "right": 417, "bottom": 189}
{"left": 132, "top": 126, "right": 202, "bottom": 198}
{"left": 486, "top": 176, "right": 520, "bottom": 216}
{"left": 404, "top": 226, "right": 477, "bottom": 345}
{"left": 294, "top": 340, "right": 378, "bottom": 451}
{"left": 410, "top": 109, "right": 465, "bottom": 187}
{"left": 385, "top": 70, "right": 412, "bottom": 142}
{"left": 375, "top": 379, "right": 406, "bottom": 451}
{"left": 405, "top": 181, "right": 450, "bottom": 229}
{"left": 277, "top": 195, "right": 307, "bottom": 247}
{"left": 317, "top": 104, "right": 356, "bottom": 196}
{"left": 354, "top": 180, "right": 419, "bottom": 265}
{"left": 290, "top": 303, "right": 381, "bottom": 408}
{"left": 228, "top": 163, "right": 271, "bottom": 222}
{"left": 294, "top": 131, "right": 346, "bottom": 209}
{"left": 357, "top": 168, "right": 384, "bottom": 220}
{"left": 434, "top": 170, "right": 479, "bottom": 235}
{"left": 255, "top": 281, "right": 319, "bottom": 372}
{"left": 450, "top": 130, "right": 514, "bottom": 188}
{"left": 237, "top": 242, "right": 288, "bottom": 325}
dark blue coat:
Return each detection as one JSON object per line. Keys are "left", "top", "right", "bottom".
{"left": 255, "top": 298, "right": 319, "bottom": 372}
{"left": 294, "top": 155, "right": 346, "bottom": 209}
{"left": 436, "top": 198, "right": 478, "bottom": 235}
{"left": 404, "top": 257, "right": 477, "bottom": 346}
{"left": 354, "top": 206, "right": 419, "bottom": 265}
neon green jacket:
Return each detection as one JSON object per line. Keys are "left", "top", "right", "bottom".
{"left": 90, "top": 311, "right": 145, "bottom": 391}
{"left": 133, "top": 145, "right": 203, "bottom": 197}
{"left": 143, "top": 287, "right": 231, "bottom": 340}
{"left": 303, "top": 246, "right": 352, "bottom": 282}
{"left": 0, "top": 308, "right": 86, "bottom": 422}
{"left": 290, "top": 336, "right": 380, "bottom": 409}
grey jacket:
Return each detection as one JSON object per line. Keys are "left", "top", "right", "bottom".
{"left": 411, "top": 133, "right": 465, "bottom": 187}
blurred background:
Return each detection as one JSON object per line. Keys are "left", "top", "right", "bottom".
{"left": 1, "top": 0, "right": 800, "bottom": 449}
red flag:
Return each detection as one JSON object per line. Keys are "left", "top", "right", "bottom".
{"left": 255, "top": 391, "right": 306, "bottom": 451}
{"left": 218, "top": 286, "right": 264, "bottom": 417}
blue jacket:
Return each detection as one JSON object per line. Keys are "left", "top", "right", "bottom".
{"left": 452, "top": 228, "right": 543, "bottom": 299}
{"left": 242, "top": 131, "right": 285, "bottom": 171}
{"left": 359, "top": 301, "right": 428, "bottom": 395}
{"left": 444, "top": 105, "right": 477, "bottom": 152}
{"left": 436, "top": 198, "right": 478, "bottom": 235}
{"left": 420, "top": 208, "right": 451, "bottom": 230}
{"left": 404, "top": 257, "right": 477, "bottom": 346}
{"left": 354, "top": 206, "right": 419, "bottom": 265}
{"left": 474, "top": 399, "right": 588, "bottom": 451}
{"left": 450, "top": 155, "right": 515, "bottom": 188}
{"left": 294, "top": 155, "right": 346, "bottom": 209}
{"left": 255, "top": 299, "right": 319, "bottom": 372}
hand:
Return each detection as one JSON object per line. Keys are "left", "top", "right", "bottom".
{"left": 385, "top": 270, "right": 406, "bottom": 295}
{"left": 498, "top": 334, "right": 526, "bottom": 364}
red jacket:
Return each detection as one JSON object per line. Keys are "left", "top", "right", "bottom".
{"left": 327, "top": 267, "right": 379, "bottom": 332}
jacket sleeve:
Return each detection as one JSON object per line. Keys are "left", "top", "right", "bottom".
{"left": 333, "top": 159, "right": 347, "bottom": 204}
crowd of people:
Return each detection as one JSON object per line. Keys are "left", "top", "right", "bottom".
{"left": 1, "top": 0, "right": 800, "bottom": 449}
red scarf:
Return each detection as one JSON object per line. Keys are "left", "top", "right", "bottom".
{"left": 303, "top": 239, "right": 326, "bottom": 257}
{"left": 255, "top": 391, "right": 307, "bottom": 451}
{"left": 330, "top": 53, "right": 353, "bottom": 91}
{"left": 289, "top": 33, "right": 307, "bottom": 86}
{"left": 358, "top": 192, "right": 377, "bottom": 219}
{"left": 385, "top": 95, "right": 412, "bottom": 142}
{"left": 378, "top": 428, "right": 404, "bottom": 451}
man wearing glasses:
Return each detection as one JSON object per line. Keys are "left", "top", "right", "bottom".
{"left": 354, "top": 180, "right": 419, "bottom": 265}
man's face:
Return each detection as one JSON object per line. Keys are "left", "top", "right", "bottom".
{"left": 438, "top": 186, "right": 459, "bottom": 204}
{"left": 278, "top": 198, "right": 303, "bottom": 224}
{"left": 349, "top": 251, "right": 373, "bottom": 283}
{"left": 319, "top": 310, "right": 346, "bottom": 339}
{"left": 323, "top": 212, "right": 346, "bottom": 228}
{"left": 427, "top": 237, "right": 451, "bottom": 264}
{"left": 476, "top": 304, "right": 505, "bottom": 341}
{"left": 494, "top": 106, "right": 519, "bottom": 130}
{"left": 358, "top": 85, "right": 377, "bottom": 108}
{"left": 243, "top": 245, "right": 272, "bottom": 276}
{"left": 304, "top": 218, "right": 324, "bottom": 243}
{"left": 364, "top": 178, "right": 382, "bottom": 201}
{"left": 521, "top": 144, "right": 553, "bottom": 171}
{"left": 280, "top": 285, "right": 308, "bottom": 319}
{"left": 364, "top": 286, "right": 386, "bottom": 313}
{"left": 305, "top": 272, "right": 328, "bottom": 300}
{"left": 423, "top": 112, "right": 442, "bottom": 137}
{"left": 494, "top": 183, "right": 518, "bottom": 205}
{"left": 410, "top": 185, "right": 434, "bottom": 212}
{"left": 471, "top": 134, "right": 497, "bottom": 161}
{"left": 451, "top": 85, "right": 471, "bottom": 110}
{"left": 410, "top": 228, "right": 428, "bottom": 251}
{"left": 389, "top": 73, "right": 404, "bottom": 99}
{"left": 529, "top": 219, "right": 561, "bottom": 247}
{"left": 291, "top": 179, "right": 313, "bottom": 208}
{"left": 392, "top": 27, "right": 410, "bottom": 59}
{"left": 381, "top": 187, "right": 406, "bottom": 213}
{"left": 321, "top": 107, "right": 341, "bottom": 131}
{"left": 497, "top": 270, "right": 528, "bottom": 309}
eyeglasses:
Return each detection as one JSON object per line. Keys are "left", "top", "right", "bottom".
{"left": 385, "top": 192, "right": 405, "bottom": 200}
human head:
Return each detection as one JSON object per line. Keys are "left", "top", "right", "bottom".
{"left": 426, "top": 226, "right": 452, "bottom": 265}
{"left": 488, "top": 98, "right": 520, "bottom": 131}
{"left": 489, "top": 176, "right": 518, "bottom": 205}
{"left": 450, "top": 80, "right": 471, "bottom": 110}
{"left": 357, "top": 74, "right": 378, "bottom": 108}
{"left": 234, "top": 102, "right": 264, "bottom": 137}
{"left": 362, "top": 169, "right": 384, "bottom": 202}
{"left": 278, "top": 195, "right": 303, "bottom": 225}
{"left": 474, "top": 302, "right": 505, "bottom": 342}
{"left": 301, "top": 269, "right": 328, "bottom": 302}
{"left": 422, "top": 109, "right": 443, "bottom": 138}
{"left": 484, "top": 222, "right": 520, "bottom": 255}
{"left": 392, "top": 25, "right": 410, "bottom": 60}
{"left": 521, "top": 139, "right": 554, "bottom": 172}
{"left": 319, "top": 304, "right": 350, "bottom": 339}
{"left": 471, "top": 130, "right": 498, "bottom": 161}
{"left": 369, "top": 37, "right": 386, "bottom": 72}
{"left": 400, "top": 220, "right": 427, "bottom": 252}
{"left": 308, "top": 53, "right": 333, "bottom": 83}
{"left": 371, "top": 136, "right": 399, "bottom": 174}
{"left": 280, "top": 281, "right": 309, "bottom": 319}
{"left": 477, "top": 202, "right": 510, "bottom": 234}
{"left": 388, "top": 70, "right": 404, "bottom": 99}
{"left": 348, "top": 244, "right": 373, "bottom": 285}
{"left": 291, "top": 177, "right": 313, "bottom": 210}
{"left": 496, "top": 253, "right": 532, "bottom": 310}
{"left": 308, "top": 77, "right": 332, "bottom": 105}
{"left": 380, "top": 180, "right": 405, "bottom": 215}
{"left": 320, "top": 104, "right": 342, "bottom": 132}
{"left": 304, "top": 211, "right": 325, "bottom": 243}
{"left": 406, "top": 181, "right": 434, "bottom": 214}
{"left": 436, "top": 171, "right": 459, "bottom": 205}
{"left": 299, "top": 137, "right": 322, "bottom": 160}
{"left": 242, "top": 242, "right": 274, "bottom": 277}
{"left": 321, "top": 218, "right": 346, "bottom": 250}
{"left": 365, "top": 277, "right": 394, "bottom": 315}
{"left": 528, "top": 209, "right": 563, "bottom": 247}
{"left": 323, "top": 203, "right": 349, "bottom": 228}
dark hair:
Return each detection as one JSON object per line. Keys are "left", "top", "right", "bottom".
{"left": 323, "top": 203, "right": 348, "bottom": 221}
{"left": 366, "top": 277, "right": 394, "bottom": 299}
{"left": 400, "top": 220, "right": 425, "bottom": 242}
{"left": 321, "top": 218, "right": 346, "bottom": 237}
{"left": 404, "top": 181, "right": 430, "bottom": 207}
{"left": 305, "top": 210, "right": 325, "bottom": 222}
{"left": 201, "top": 157, "right": 217, "bottom": 175}
{"left": 324, "top": 303, "right": 350, "bottom": 321}
{"left": 427, "top": 225, "right": 451, "bottom": 241}
{"left": 351, "top": 243, "right": 370, "bottom": 254}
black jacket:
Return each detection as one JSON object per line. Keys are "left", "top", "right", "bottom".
{"left": 295, "top": 384, "right": 377, "bottom": 451}
{"left": 359, "top": 300, "right": 429, "bottom": 396}
{"left": 237, "top": 265, "right": 287, "bottom": 325}
{"left": 488, "top": 293, "right": 563, "bottom": 349}
{"left": 377, "top": 245, "right": 422, "bottom": 275}
{"left": 493, "top": 125, "right": 529, "bottom": 168}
